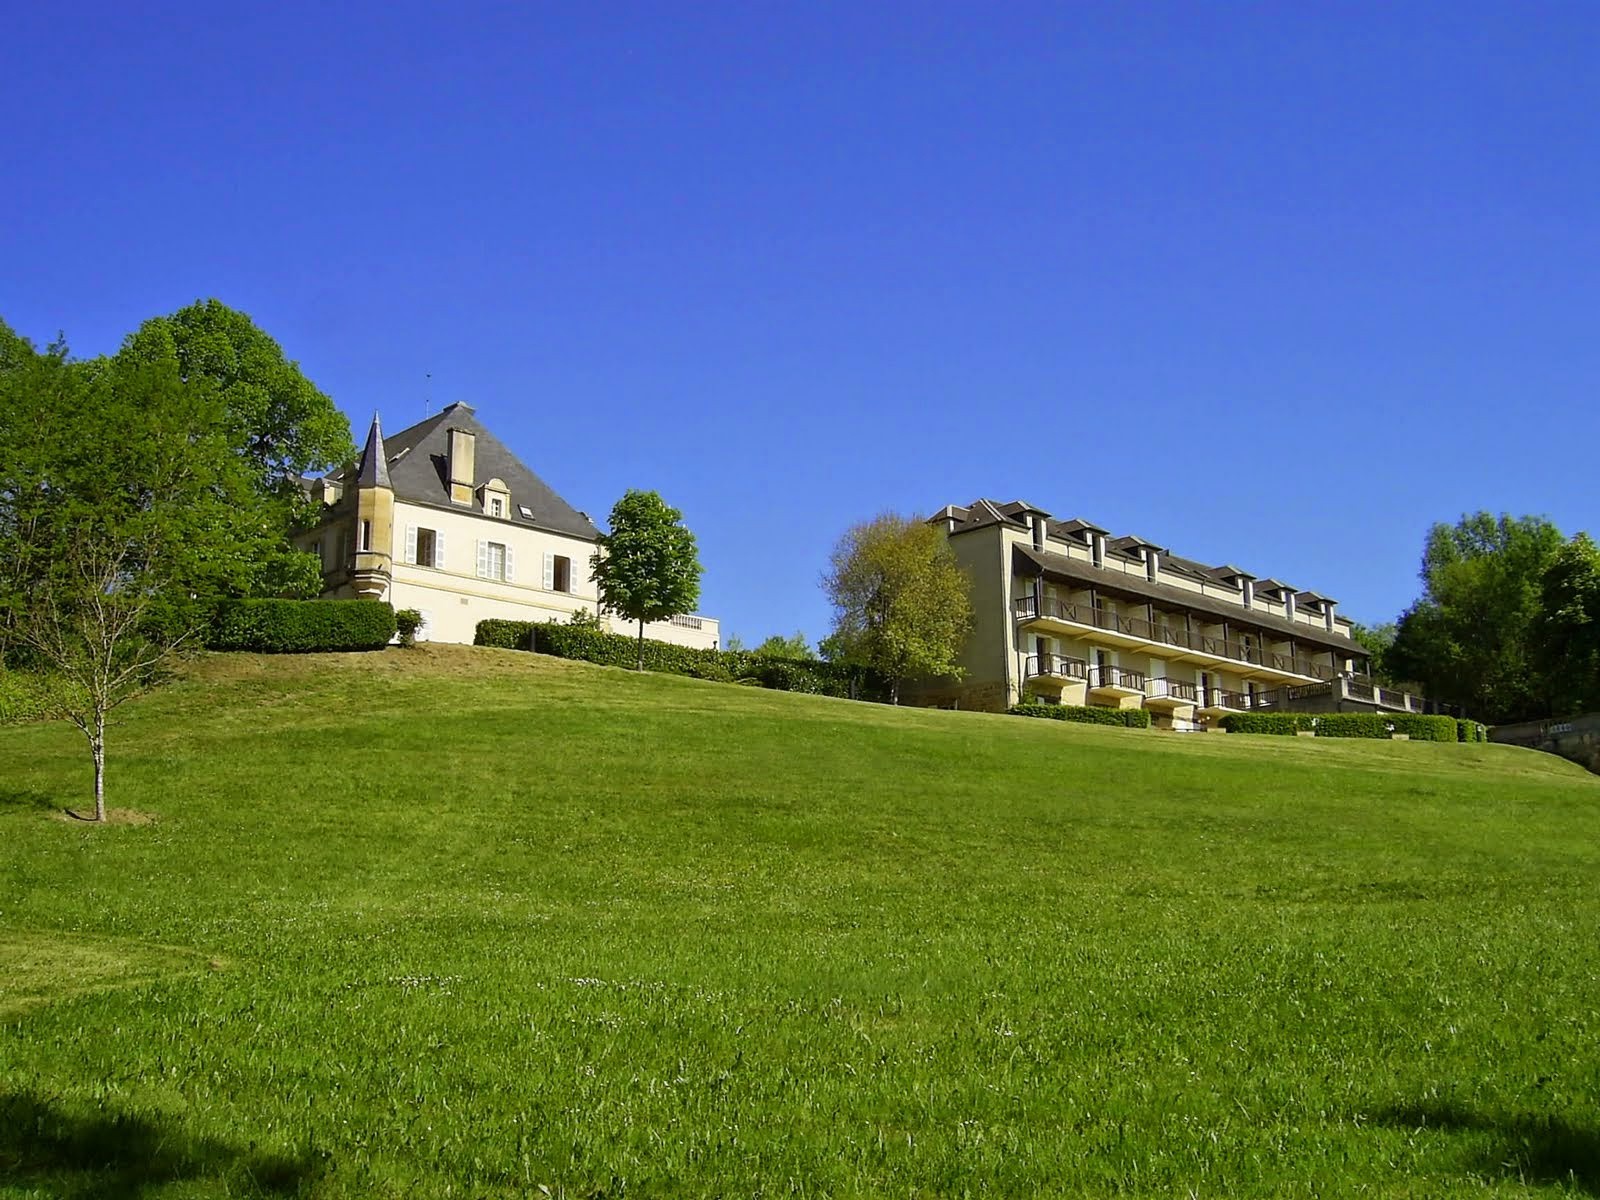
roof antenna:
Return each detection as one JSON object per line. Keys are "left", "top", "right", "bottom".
{"left": 424, "top": 372, "right": 433, "bottom": 418}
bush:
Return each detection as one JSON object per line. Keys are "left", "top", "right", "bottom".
{"left": 1457, "top": 718, "right": 1488, "bottom": 743}
{"left": 472, "top": 619, "right": 890, "bottom": 701}
{"left": 473, "top": 620, "right": 538, "bottom": 650}
{"left": 1008, "top": 704, "right": 1152, "bottom": 729}
{"left": 207, "top": 600, "right": 397, "bottom": 653}
{"left": 395, "top": 609, "right": 423, "bottom": 648}
{"left": 1218, "top": 711, "right": 1461, "bottom": 741}
{"left": 0, "top": 669, "right": 64, "bottom": 724}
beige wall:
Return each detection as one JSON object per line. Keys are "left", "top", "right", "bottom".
{"left": 304, "top": 497, "right": 719, "bottom": 650}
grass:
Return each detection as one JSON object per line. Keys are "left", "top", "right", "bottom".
{"left": 1, "top": 644, "right": 1598, "bottom": 1198}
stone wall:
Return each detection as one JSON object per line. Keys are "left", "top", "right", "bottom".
{"left": 1491, "top": 713, "right": 1600, "bottom": 775}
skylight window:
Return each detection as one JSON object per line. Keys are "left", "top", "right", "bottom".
{"left": 518, "top": 505, "right": 534, "bottom": 519}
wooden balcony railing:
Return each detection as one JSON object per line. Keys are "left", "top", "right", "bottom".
{"left": 1023, "top": 653, "right": 1088, "bottom": 682}
{"left": 1146, "top": 678, "right": 1198, "bottom": 703}
{"left": 1015, "top": 595, "right": 1343, "bottom": 679}
{"left": 1087, "top": 665, "right": 1146, "bottom": 691}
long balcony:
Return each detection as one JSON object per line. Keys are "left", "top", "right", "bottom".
{"left": 1014, "top": 595, "right": 1339, "bottom": 682}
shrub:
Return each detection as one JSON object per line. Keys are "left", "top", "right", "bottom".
{"left": 472, "top": 619, "right": 890, "bottom": 701}
{"left": 1008, "top": 704, "right": 1152, "bottom": 729}
{"left": 473, "top": 620, "right": 538, "bottom": 651}
{"left": 395, "top": 609, "right": 423, "bottom": 648}
{"left": 0, "top": 669, "right": 64, "bottom": 725}
{"left": 1457, "top": 718, "right": 1488, "bottom": 743}
{"left": 207, "top": 600, "right": 397, "bottom": 653}
{"left": 1218, "top": 711, "right": 1460, "bottom": 741}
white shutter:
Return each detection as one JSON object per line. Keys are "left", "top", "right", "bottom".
{"left": 543, "top": 552, "right": 554, "bottom": 590}
{"left": 434, "top": 529, "right": 446, "bottom": 569}
{"left": 476, "top": 540, "right": 489, "bottom": 578}
{"left": 405, "top": 525, "right": 417, "bottom": 565}
{"left": 503, "top": 545, "right": 516, "bottom": 582}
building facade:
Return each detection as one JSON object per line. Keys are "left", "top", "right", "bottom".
{"left": 913, "top": 499, "right": 1422, "bottom": 727}
{"left": 298, "top": 404, "right": 719, "bottom": 649}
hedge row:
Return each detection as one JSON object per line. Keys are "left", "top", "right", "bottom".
{"left": 1458, "top": 719, "right": 1489, "bottom": 743}
{"left": 475, "top": 619, "right": 889, "bottom": 700}
{"left": 1008, "top": 703, "right": 1153, "bottom": 729}
{"left": 207, "top": 599, "right": 397, "bottom": 653}
{"left": 1217, "top": 711, "right": 1460, "bottom": 741}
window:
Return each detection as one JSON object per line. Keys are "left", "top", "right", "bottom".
{"left": 310, "top": 540, "right": 322, "bottom": 567}
{"left": 406, "top": 526, "right": 443, "bottom": 568}
{"left": 490, "top": 497, "right": 503, "bottom": 518}
{"left": 543, "top": 553, "right": 572, "bottom": 593}
{"left": 476, "top": 539, "right": 514, "bottom": 581}
{"left": 518, "top": 505, "right": 534, "bottom": 519}
{"left": 360, "top": 519, "right": 372, "bottom": 551}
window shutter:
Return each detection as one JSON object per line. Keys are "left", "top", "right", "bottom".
{"left": 434, "top": 529, "right": 446, "bottom": 569}
{"left": 405, "top": 525, "right": 417, "bottom": 565}
{"left": 504, "top": 545, "right": 516, "bottom": 582}
{"left": 476, "top": 540, "right": 488, "bottom": 579}
{"left": 543, "top": 552, "right": 554, "bottom": 590}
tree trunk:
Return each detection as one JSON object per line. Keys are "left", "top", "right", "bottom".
{"left": 890, "top": 679, "right": 900, "bottom": 706}
{"left": 91, "top": 712, "right": 106, "bottom": 822}
{"left": 637, "top": 620, "right": 645, "bottom": 671}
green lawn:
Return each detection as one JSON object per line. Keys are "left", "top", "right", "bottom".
{"left": 2, "top": 646, "right": 1597, "bottom": 1198}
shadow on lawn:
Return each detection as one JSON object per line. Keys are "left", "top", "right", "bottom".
{"left": 1377, "top": 1102, "right": 1600, "bottom": 1195}
{"left": 0, "top": 1090, "right": 324, "bottom": 1198}
{"left": 0, "top": 787, "right": 57, "bottom": 814}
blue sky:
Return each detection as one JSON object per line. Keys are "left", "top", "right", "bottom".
{"left": 4, "top": 3, "right": 1597, "bottom": 644}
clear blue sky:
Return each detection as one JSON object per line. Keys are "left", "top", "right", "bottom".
{"left": 4, "top": 3, "right": 1597, "bottom": 644}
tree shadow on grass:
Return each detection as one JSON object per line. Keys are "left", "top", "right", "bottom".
{"left": 1376, "top": 1102, "right": 1600, "bottom": 1195}
{"left": 0, "top": 1090, "right": 325, "bottom": 1198}
{"left": 0, "top": 787, "right": 57, "bottom": 814}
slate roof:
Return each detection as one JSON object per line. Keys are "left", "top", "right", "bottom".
{"left": 330, "top": 403, "right": 601, "bottom": 540}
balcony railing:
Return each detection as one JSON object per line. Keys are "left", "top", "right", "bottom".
{"left": 1023, "top": 653, "right": 1088, "bottom": 682}
{"left": 1199, "top": 688, "right": 1251, "bottom": 711}
{"left": 1087, "top": 665, "right": 1146, "bottom": 691}
{"left": 1015, "top": 595, "right": 1340, "bottom": 679}
{"left": 1145, "top": 677, "right": 1198, "bottom": 703}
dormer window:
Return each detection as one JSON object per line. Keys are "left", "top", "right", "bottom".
{"left": 490, "top": 497, "right": 503, "bottom": 518}
{"left": 478, "top": 477, "right": 512, "bottom": 519}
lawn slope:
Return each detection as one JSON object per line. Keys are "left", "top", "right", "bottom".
{"left": 2, "top": 646, "right": 1597, "bottom": 1198}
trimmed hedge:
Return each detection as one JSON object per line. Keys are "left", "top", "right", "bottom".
{"left": 1008, "top": 703, "right": 1153, "bottom": 729}
{"left": 474, "top": 619, "right": 889, "bottom": 701}
{"left": 1218, "top": 711, "right": 1460, "bottom": 741}
{"left": 1457, "top": 718, "right": 1489, "bottom": 743}
{"left": 207, "top": 599, "right": 397, "bottom": 653}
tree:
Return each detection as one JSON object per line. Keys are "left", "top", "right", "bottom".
{"left": 3, "top": 349, "right": 276, "bottom": 818}
{"left": 115, "top": 300, "right": 353, "bottom": 598}
{"left": 1348, "top": 621, "right": 1397, "bottom": 684}
{"left": 752, "top": 631, "right": 814, "bottom": 659}
{"left": 1387, "top": 513, "right": 1566, "bottom": 722}
{"left": 590, "top": 490, "right": 703, "bottom": 670}
{"left": 1533, "top": 532, "right": 1600, "bottom": 717}
{"left": 821, "top": 514, "right": 972, "bottom": 704}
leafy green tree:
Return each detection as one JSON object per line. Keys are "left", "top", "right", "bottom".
{"left": 1534, "top": 532, "right": 1600, "bottom": 717}
{"left": 1388, "top": 513, "right": 1566, "bottom": 722}
{"left": 1349, "top": 621, "right": 1397, "bottom": 684}
{"left": 7, "top": 354, "right": 275, "bottom": 818}
{"left": 590, "top": 490, "right": 703, "bottom": 670}
{"left": 753, "top": 631, "right": 814, "bottom": 660}
{"left": 822, "top": 514, "right": 972, "bottom": 704}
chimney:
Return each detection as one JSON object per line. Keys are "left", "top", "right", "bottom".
{"left": 1030, "top": 513, "right": 1046, "bottom": 551}
{"left": 1242, "top": 579, "right": 1254, "bottom": 609}
{"left": 1145, "top": 549, "right": 1160, "bottom": 583}
{"left": 1284, "top": 592, "right": 1296, "bottom": 622}
{"left": 1325, "top": 602, "right": 1336, "bottom": 632}
{"left": 1092, "top": 533, "right": 1106, "bottom": 568}
{"left": 447, "top": 427, "right": 476, "bottom": 505}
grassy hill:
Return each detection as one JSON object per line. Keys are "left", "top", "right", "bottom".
{"left": 2, "top": 646, "right": 1597, "bottom": 1198}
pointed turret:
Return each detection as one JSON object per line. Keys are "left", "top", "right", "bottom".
{"left": 355, "top": 411, "right": 391, "bottom": 488}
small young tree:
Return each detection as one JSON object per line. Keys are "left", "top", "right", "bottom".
{"left": 821, "top": 514, "right": 972, "bottom": 704}
{"left": 590, "top": 490, "right": 703, "bottom": 670}
{"left": 753, "top": 631, "right": 814, "bottom": 660}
